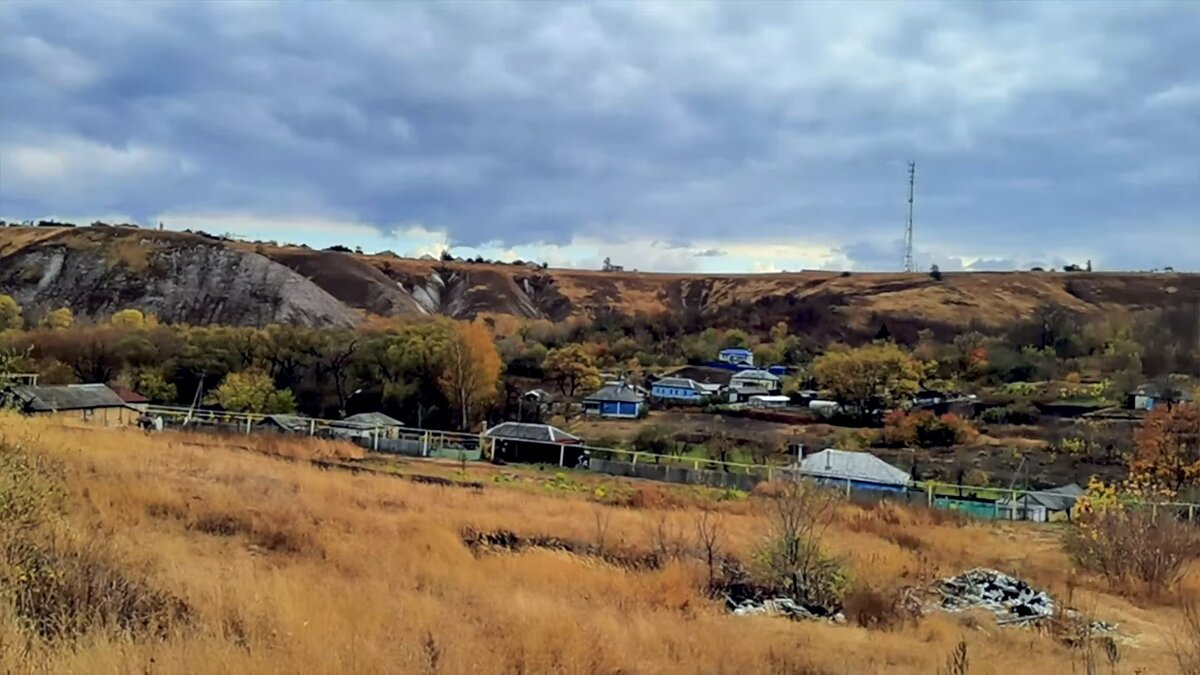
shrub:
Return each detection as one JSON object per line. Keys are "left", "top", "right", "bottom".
{"left": 843, "top": 584, "right": 909, "bottom": 630}
{"left": 753, "top": 481, "right": 848, "bottom": 612}
{"left": 1065, "top": 505, "right": 1200, "bottom": 596}
{"left": 881, "top": 410, "right": 978, "bottom": 448}
{"left": 980, "top": 402, "right": 1039, "bottom": 425}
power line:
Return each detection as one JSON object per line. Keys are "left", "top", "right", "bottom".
{"left": 904, "top": 161, "right": 916, "bottom": 273}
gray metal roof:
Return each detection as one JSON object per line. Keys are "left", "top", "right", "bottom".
{"left": 731, "top": 369, "right": 781, "bottom": 382}
{"left": 339, "top": 412, "right": 405, "bottom": 428}
{"left": 259, "top": 414, "right": 310, "bottom": 432}
{"left": 484, "top": 422, "right": 580, "bottom": 443}
{"left": 800, "top": 449, "right": 911, "bottom": 486}
{"left": 5, "top": 384, "right": 128, "bottom": 412}
{"left": 1001, "top": 483, "right": 1084, "bottom": 512}
{"left": 583, "top": 383, "right": 645, "bottom": 403}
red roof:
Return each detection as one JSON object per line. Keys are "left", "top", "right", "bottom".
{"left": 110, "top": 385, "right": 149, "bottom": 404}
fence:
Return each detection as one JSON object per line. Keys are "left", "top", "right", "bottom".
{"left": 130, "top": 405, "right": 1198, "bottom": 523}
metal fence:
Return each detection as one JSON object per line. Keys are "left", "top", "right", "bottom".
{"left": 133, "top": 404, "right": 1198, "bottom": 523}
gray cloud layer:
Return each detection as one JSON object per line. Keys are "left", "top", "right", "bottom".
{"left": 1, "top": 1, "right": 1197, "bottom": 270}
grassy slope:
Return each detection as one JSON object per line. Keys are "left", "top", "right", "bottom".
{"left": 1, "top": 415, "right": 1194, "bottom": 674}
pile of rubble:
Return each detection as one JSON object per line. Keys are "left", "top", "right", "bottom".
{"left": 728, "top": 597, "right": 846, "bottom": 623}
{"left": 930, "top": 568, "right": 1118, "bottom": 635}
{"left": 933, "top": 568, "right": 1055, "bottom": 625}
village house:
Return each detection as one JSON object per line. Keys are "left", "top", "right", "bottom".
{"left": 1127, "top": 383, "right": 1194, "bottom": 411}
{"left": 798, "top": 448, "right": 911, "bottom": 492}
{"left": 581, "top": 383, "right": 645, "bottom": 418}
{"left": 650, "top": 376, "right": 719, "bottom": 402}
{"left": 730, "top": 369, "right": 781, "bottom": 392}
{"left": 1, "top": 383, "right": 139, "bottom": 426}
{"left": 718, "top": 347, "right": 754, "bottom": 366}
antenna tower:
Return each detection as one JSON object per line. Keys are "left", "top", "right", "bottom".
{"left": 904, "top": 161, "right": 916, "bottom": 272}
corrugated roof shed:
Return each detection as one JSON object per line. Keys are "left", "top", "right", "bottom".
{"left": 484, "top": 422, "right": 580, "bottom": 443}
{"left": 5, "top": 384, "right": 128, "bottom": 412}
{"left": 800, "top": 449, "right": 911, "bottom": 487}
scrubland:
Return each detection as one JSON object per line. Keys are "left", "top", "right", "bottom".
{"left": 0, "top": 414, "right": 1195, "bottom": 674}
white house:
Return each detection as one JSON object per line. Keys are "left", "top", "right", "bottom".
{"left": 730, "top": 369, "right": 781, "bottom": 392}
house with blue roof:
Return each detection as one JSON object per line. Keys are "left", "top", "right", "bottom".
{"left": 582, "top": 383, "right": 646, "bottom": 418}
{"left": 718, "top": 347, "right": 754, "bottom": 366}
{"left": 651, "top": 377, "right": 717, "bottom": 403}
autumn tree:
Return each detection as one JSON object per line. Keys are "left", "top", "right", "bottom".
{"left": 439, "top": 320, "right": 501, "bottom": 430}
{"left": 0, "top": 294, "right": 22, "bottom": 331}
{"left": 810, "top": 342, "right": 924, "bottom": 416}
{"left": 206, "top": 369, "right": 296, "bottom": 414}
{"left": 110, "top": 308, "right": 146, "bottom": 329}
{"left": 543, "top": 343, "right": 602, "bottom": 397}
{"left": 42, "top": 307, "right": 73, "bottom": 330}
{"left": 1128, "top": 403, "right": 1200, "bottom": 499}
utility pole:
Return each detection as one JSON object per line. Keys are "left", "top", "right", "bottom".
{"left": 904, "top": 161, "right": 916, "bottom": 273}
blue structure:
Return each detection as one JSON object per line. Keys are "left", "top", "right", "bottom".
{"left": 582, "top": 383, "right": 645, "bottom": 418}
{"left": 718, "top": 348, "right": 754, "bottom": 366}
{"left": 651, "top": 377, "right": 709, "bottom": 401}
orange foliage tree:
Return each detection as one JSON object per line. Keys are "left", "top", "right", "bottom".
{"left": 1128, "top": 403, "right": 1200, "bottom": 499}
{"left": 439, "top": 320, "right": 502, "bottom": 430}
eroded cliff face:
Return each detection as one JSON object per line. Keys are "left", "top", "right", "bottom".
{"left": 0, "top": 229, "right": 356, "bottom": 327}
{"left": 2, "top": 226, "right": 1196, "bottom": 334}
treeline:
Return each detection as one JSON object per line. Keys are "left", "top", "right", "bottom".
{"left": 1, "top": 310, "right": 501, "bottom": 429}
{"left": 2, "top": 289, "right": 1197, "bottom": 427}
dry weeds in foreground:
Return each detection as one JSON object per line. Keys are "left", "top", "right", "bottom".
{"left": 0, "top": 414, "right": 1194, "bottom": 674}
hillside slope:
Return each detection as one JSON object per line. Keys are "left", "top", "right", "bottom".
{"left": 1, "top": 226, "right": 1195, "bottom": 331}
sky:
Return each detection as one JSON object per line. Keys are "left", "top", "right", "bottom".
{"left": 1, "top": 1, "right": 1198, "bottom": 273}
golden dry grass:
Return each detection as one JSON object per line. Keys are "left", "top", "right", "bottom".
{"left": 0, "top": 413, "right": 1194, "bottom": 674}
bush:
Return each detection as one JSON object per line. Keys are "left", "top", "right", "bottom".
{"left": 980, "top": 402, "right": 1039, "bottom": 425}
{"left": 1065, "top": 507, "right": 1200, "bottom": 596}
{"left": 881, "top": 410, "right": 978, "bottom": 448}
{"left": 753, "top": 482, "right": 848, "bottom": 612}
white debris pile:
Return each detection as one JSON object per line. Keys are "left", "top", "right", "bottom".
{"left": 933, "top": 568, "right": 1054, "bottom": 625}
{"left": 729, "top": 597, "right": 846, "bottom": 623}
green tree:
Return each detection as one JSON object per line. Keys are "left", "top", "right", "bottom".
{"left": 206, "top": 369, "right": 296, "bottom": 414}
{"left": 125, "top": 369, "right": 177, "bottom": 404}
{"left": 42, "top": 307, "right": 73, "bottom": 330}
{"left": 0, "top": 294, "right": 22, "bottom": 331}
{"left": 810, "top": 342, "right": 923, "bottom": 415}
{"left": 543, "top": 344, "right": 602, "bottom": 397}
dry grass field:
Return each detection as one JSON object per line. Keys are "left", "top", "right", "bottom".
{"left": 1, "top": 413, "right": 1196, "bottom": 674}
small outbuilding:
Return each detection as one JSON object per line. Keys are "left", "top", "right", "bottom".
{"left": 997, "top": 484, "right": 1084, "bottom": 523}
{"left": 1, "top": 383, "right": 138, "bottom": 425}
{"left": 748, "top": 394, "right": 791, "bottom": 409}
{"left": 485, "top": 422, "right": 583, "bottom": 466}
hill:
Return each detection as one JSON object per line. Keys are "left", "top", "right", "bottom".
{"left": 1, "top": 226, "right": 1196, "bottom": 333}
{"left": 2, "top": 414, "right": 1194, "bottom": 674}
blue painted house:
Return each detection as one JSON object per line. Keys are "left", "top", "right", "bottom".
{"left": 582, "top": 383, "right": 646, "bottom": 418}
{"left": 651, "top": 377, "right": 714, "bottom": 402}
{"left": 718, "top": 347, "right": 754, "bottom": 366}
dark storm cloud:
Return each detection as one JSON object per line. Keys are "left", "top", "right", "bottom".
{"left": 1, "top": 1, "right": 1198, "bottom": 269}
